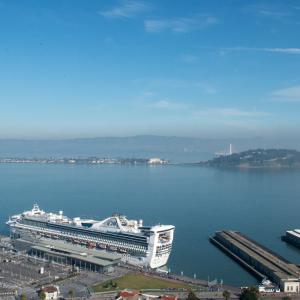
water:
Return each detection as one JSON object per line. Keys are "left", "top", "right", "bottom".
{"left": 1, "top": 163, "right": 300, "bottom": 287}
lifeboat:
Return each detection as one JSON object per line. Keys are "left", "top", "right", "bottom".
{"left": 109, "top": 246, "right": 118, "bottom": 251}
{"left": 97, "top": 243, "right": 106, "bottom": 249}
{"left": 118, "top": 248, "right": 127, "bottom": 253}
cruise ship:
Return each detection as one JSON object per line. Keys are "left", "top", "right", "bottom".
{"left": 7, "top": 205, "right": 175, "bottom": 269}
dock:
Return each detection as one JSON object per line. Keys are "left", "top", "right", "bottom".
{"left": 210, "top": 230, "right": 300, "bottom": 293}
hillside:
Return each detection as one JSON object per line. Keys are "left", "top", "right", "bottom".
{"left": 201, "top": 149, "right": 300, "bottom": 168}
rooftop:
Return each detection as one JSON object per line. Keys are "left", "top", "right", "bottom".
{"left": 42, "top": 286, "right": 58, "bottom": 293}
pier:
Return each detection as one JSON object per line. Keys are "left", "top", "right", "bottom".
{"left": 210, "top": 230, "right": 300, "bottom": 293}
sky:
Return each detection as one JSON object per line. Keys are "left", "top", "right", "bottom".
{"left": 0, "top": 0, "right": 300, "bottom": 139}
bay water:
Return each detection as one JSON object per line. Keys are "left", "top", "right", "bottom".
{"left": 1, "top": 163, "right": 300, "bottom": 286}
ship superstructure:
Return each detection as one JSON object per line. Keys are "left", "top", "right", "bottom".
{"left": 7, "top": 204, "right": 174, "bottom": 268}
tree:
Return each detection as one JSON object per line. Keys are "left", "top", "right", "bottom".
{"left": 223, "top": 290, "right": 231, "bottom": 300}
{"left": 68, "top": 289, "right": 74, "bottom": 298}
{"left": 20, "top": 294, "right": 27, "bottom": 300}
{"left": 187, "top": 290, "right": 199, "bottom": 300}
{"left": 39, "top": 291, "right": 46, "bottom": 300}
{"left": 239, "top": 286, "right": 259, "bottom": 300}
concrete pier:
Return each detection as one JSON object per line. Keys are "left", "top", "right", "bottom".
{"left": 210, "top": 230, "right": 300, "bottom": 293}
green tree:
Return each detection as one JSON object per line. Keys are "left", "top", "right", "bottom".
{"left": 20, "top": 294, "right": 27, "bottom": 300}
{"left": 223, "top": 290, "right": 231, "bottom": 300}
{"left": 239, "top": 286, "right": 259, "bottom": 300}
{"left": 39, "top": 291, "right": 46, "bottom": 300}
{"left": 187, "top": 290, "right": 199, "bottom": 300}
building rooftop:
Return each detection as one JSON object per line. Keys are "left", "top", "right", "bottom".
{"left": 42, "top": 286, "right": 58, "bottom": 293}
{"left": 31, "top": 244, "right": 119, "bottom": 267}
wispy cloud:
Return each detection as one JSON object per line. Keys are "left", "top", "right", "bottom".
{"left": 149, "top": 100, "right": 187, "bottom": 110}
{"left": 142, "top": 90, "right": 155, "bottom": 98}
{"left": 135, "top": 78, "right": 217, "bottom": 94}
{"left": 244, "top": 4, "right": 293, "bottom": 20}
{"left": 99, "top": 0, "right": 150, "bottom": 19}
{"left": 271, "top": 85, "right": 300, "bottom": 102}
{"left": 265, "top": 48, "right": 300, "bottom": 54}
{"left": 218, "top": 47, "right": 300, "bottom": 55}
{"left": 194, "top": 107, "right": 270, "bottom": 118}
{"left": 145, "top": 15, "right": 218, "bottom": 33}
{"left": 181, "top": 54, "right": 200, "bottom": 64}
{"left": 196, "top": 82, "right": 217, "bottom": 95}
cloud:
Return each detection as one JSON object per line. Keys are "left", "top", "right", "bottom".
{"left": 181, "top": 54, "right": 200, "bottom": 64}
{"left": 99, "top": 0, "right": 150, "bottom": 19}
{"left": 265, "top": 48, "right": 300, "bottom": 54}
{"left": 218, "top": 47, "right": 300, "bottom": 55}
{"left": 150, "top": 100, "right": 186, "bottom": 110}
{"left": 244, "top": 4, "right": 292, "bottom": 19}
{"left": 257, "top": 10, "right": 290, "bottom": 18}
{"left": 271, "top": 85, "right": 300, "bottom": 102}
{"left": 145, "top": 15, "right": 218, "bottom": 33}
{"left": 136, "top": 78, "right": 217, "bottom": 94}
{"left": 196, "top": 82, "right": 217, "bottom": 95}
{"left": 142, "top": 90, "right": 155, "bottom": 97}
{"left": 194, "top": 107, "right": 270, "bottom": 118}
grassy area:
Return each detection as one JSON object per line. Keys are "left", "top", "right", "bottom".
{"left": 92, "top": 273, "right": 192, "bottom": 292}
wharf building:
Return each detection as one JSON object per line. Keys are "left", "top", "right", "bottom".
{"left": 13, "top": 238, "right": 121, "bottom": 273}
{"left": 210, "top": 230, "right": 300, "bottom": 293}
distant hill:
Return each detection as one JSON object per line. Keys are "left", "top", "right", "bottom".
{"left": 201, "top": 149, "right": 300, "bottom": 168}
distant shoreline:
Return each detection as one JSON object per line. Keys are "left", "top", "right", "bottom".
{"left": 0, "top": 157, "right": 169, "bottom": 166}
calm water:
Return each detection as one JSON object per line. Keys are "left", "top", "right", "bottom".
{"left": 1, "top": 164, "right": 300, "bottom": 286}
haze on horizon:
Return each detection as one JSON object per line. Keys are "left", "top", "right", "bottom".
{"left": 0, "top": 0, "right": 299, "bottom": 140}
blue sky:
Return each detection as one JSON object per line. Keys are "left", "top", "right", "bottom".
{"left": 0, "top": 0, "right": 300, "bottom": 139}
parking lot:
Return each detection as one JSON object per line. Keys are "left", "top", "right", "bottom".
{"left": 0, "top": 237, "right": 132, "bottom": 299}
{"left": 0, "top": 238, "right": 77, "bottom": 298}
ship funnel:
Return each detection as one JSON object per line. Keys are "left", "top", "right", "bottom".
{"left": 139, "top": 219, "right": 143, "bottom": 227}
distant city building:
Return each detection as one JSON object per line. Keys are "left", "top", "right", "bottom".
{"left": 148, "top": 158, "right": 167, "bottom": 164}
